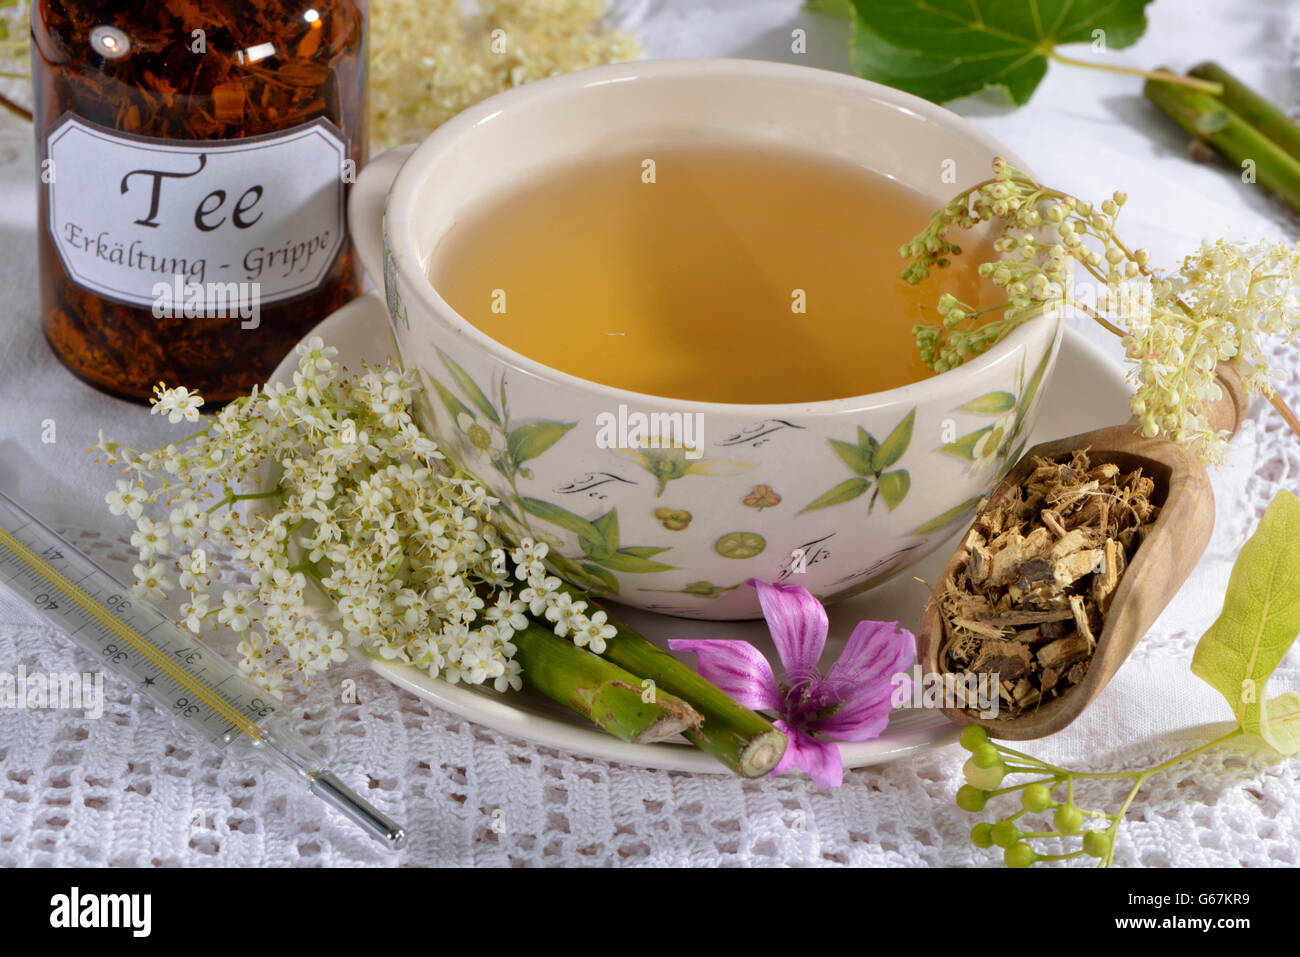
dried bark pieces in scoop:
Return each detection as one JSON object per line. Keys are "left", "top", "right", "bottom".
{"left": 937, "top": 450, "right": 1159, "bottom": 718}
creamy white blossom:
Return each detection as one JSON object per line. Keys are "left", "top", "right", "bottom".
{"left": 904, "top": 159, "right": 1300, "bottom": 461}
{"left": 98, "top": 344, "right": 592, "bottom": 699}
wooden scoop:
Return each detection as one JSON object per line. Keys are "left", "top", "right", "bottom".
{"left": 917, "top": 363, "right": 1250, "bottom": 739}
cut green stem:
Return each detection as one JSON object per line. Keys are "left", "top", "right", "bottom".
{"left": 1189, "top": 62, "right": 1300, "bottom": 162}
{"left": 553, "top": 583, "right": 788, "bottom": 778}
{"left": 512, "top": 621, "right": 702, "bottom": 745}
{"left": 1144, "top": 70, "right": 1300, "bottom": 215}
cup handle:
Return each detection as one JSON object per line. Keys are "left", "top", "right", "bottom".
{"left": 347, "top": 144, "right": 417, "bottom": 287}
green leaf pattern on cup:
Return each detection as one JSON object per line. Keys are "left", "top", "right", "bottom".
{"left": 801, "top": 408, "right": 915, "bottom": 515}
{"left": 419, "top": 327, "right": 1056, "bottom": 604}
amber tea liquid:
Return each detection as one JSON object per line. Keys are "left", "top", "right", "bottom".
{"left": 429, "top": 144, "right": 999, "bottom": 404}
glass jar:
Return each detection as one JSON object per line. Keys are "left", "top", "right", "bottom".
{"left": 31, "top": 0, "right": 367, "bottom": 403}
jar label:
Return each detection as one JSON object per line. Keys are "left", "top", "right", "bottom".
{"left": 43, "top": 113, "right": 349, "bottom": 316}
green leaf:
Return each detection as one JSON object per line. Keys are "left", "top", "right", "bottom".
{"left": 799, "top": 477, "right": 872, "bottom": 513}
{"left": 959, "top": 391, "right": 1017, "bottom": 415}
{"left": 910, "top": 495, "right": 984, "bottom": 535}
{"left": 872, "top": 408, "right": 915, "bottom": 471}
{"left": 618, "top": 546, "right": 672, "bottom": 559}
{"left": 519, "top": 497, "right": 601, "bottom": 541}
{"left": 805, "top": 0, "right": 853, "bottom": 17}
{"left": 504, "top": 421, "right": 572, "bottom": 465}
{"left": 1013, "top": 342, "right": 1055, "bottom": 433}
{"left": 847, "top": 0, "right": 1154, "bottom": 106}
{"left": 876, "top": 469, "right": 911, "bottom": 511}
{"left": 1262, "top": 692, "right": 1300, "bottom": 756}
{"left": 598, "top": 549, "right": 677, "bottom": 574}
{"left": 427, "top": 376, "right": 474, "bottom": 425}
{"left": 1192, "top": 491, "right": 1300, "bottom": 752}
{"left": 579, "top": 562, "right": 621, "bottom": 595}
{"left": 592, "top": 508, "right": 620, "bottom": 552}
{"left": 437, "top": 348, "right": 501, "bottom": 426}
{"left": 940, "top": 426, "right": 993, "bottom": 460}
{"left": 830, "top": 439, "right": 875, "bottom": 476}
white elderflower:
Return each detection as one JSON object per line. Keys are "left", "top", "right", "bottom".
{"left": 484, "top": 591, "right": 528, "bottom": 632}
{"left": 544, "top": 592, "right": 588, "bottom": 638}
{"left": 106, "top": 479, "right": 145, "bottom": 520}
{"left": 573, "top": 609, "right": 617, "bottom": 655}
{"left": 218, "top": 589, "right": 255, "bottom": 633}
{"left": 167, "top": 502, "right": 207, "bottom": 546}
{"left": 150, "top": 383, "right": 203, "bottom": 424}
{"left": 132, "top": 562, "right": 172, "bottom": 602}
{"left": 904, "top": 160, "right": 1300, "bottom": 461}
{"left": 130, "top": 515, "right": 171, "bottom": 562}
{"left": 181, "top": 594, "right": 210, "bottom": 635}
{"left": 95, "top": 338, "right": 633, "bottom": 696}
{"left": 295, "top": 334, "right": 339, "bottom": 371}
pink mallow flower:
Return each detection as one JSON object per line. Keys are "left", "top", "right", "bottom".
{"left": 669, "top": 578, "right": 915, "bottom": 788}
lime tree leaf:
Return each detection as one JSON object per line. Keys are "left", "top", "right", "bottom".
{"left": 872, "top": 408, "right": 916, "bottom": 471}
{"left": 830, "top": 438, "right": 875, "bottom": 476}
{"left": 507, "top": 421, "right": 576, "bottom": 465}
{"left": 1191, "top": 491, "right": 1300, "bottom": 751}
{"left": 940, "top": 426, "right": 993, "bottom": 460}
{"left": 876, "top": 469, "right": 911, "bottom": 511}
{"left": 844, "top": 0, "right": 1154, "bottom": 106}
{"left": 1262, "top": 692, "right": 1300, "bottom": 756}
{"left": 437, "top": 348, "right": 501, "bottom": 426}
{"left": 959, "top": 391, "right": 1017, "bottom": 415}
{"left": 910, "top": 495, "right": 984, "bottom": 535}
{"left": 800, "top": 477, "right": 872, "bottom": 513}
{"left": 520, "top": 497, "right": 601, "bottom": 541}
{"left": 805, "top": 0, "right": 853, "bottom": 17}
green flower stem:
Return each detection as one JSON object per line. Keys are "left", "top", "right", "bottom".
{"left": 1036, "top": 850, "right": 1086, "bottom": 862}
{"left": 1189, "top": 61, "right": 1300, "bottom": 162}
{"left": 511, "top": 621, "right": 702, "bottom": 745}
{"left": 987, "top": 776, "right": 1058, "bottom": 798}
{"left": 552, "top": 583, "right": 788, "bottom": 778}
{"left": 975, "top": 728, "right": 1245, "bottom": 867}
{"left": 1047, "top": 51, "right": 1223, "bottom": 94}
{"left": 1144, "top": 72, "right": 1300, "bottom": 215}
{"left": 205, "top": 488, "right": 282, "bottom": 514}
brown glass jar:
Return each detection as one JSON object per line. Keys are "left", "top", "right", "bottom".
{"left": 32, "top": 0, "right": 366, "bottom": 403}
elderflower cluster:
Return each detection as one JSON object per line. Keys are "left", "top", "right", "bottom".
{"left": 93, "top": 337, "right": 610, "bottom": 698}
{"left": 1122, "top": 239, "right": 1300, "bottom": 458}
{"left": 903, "top": 158, "right": 1300, "bottom": 460}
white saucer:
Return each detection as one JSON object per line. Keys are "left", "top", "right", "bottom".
{"left": 271, "top": 293, "right": 1131, "bottom": 774}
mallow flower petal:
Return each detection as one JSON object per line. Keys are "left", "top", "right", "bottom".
{"left": 748, "top": 578, "right": 827, "bottom": 681}
{"left": 772, "top": 720, "right": 843, "bottom": 789}
{"left": 667, "top": 638, "right": 782, "bottom": 712}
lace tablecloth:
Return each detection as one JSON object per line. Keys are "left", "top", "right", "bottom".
{"left": 3, "top": 0, "right": 1300, "bottom": 867}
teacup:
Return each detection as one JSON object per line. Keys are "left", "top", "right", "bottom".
{"left": 348, "top": 58, "right": 1062, "bottom": 620}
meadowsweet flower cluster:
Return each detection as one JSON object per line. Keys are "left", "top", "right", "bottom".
{"left": 93, "top": 338, "right": 612, "bottom": 698}
{"left": 903, "top": 158, "right": 1300, "bottom": 460}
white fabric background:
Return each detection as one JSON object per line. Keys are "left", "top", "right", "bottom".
{"left": 1, "top": 0, "right": 1299, "bottom": 866}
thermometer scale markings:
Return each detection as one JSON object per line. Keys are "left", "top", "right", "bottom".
{"left": 0, "top": 511, "right": 268, "bottom": 745}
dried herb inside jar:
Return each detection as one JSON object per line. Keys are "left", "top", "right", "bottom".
{"left": 32, "top": 0, "right": 366, "bottom": 403}
{"left": 936, "top": 450, "right": 1160, "bottom": 717}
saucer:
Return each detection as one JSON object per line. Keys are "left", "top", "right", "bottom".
{"left": 271, "top": 293, "right": 1132, "bottom": 773}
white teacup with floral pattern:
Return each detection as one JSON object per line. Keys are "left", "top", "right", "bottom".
{"left": 348, "top": 58, "right": 1062, "bottom": 620}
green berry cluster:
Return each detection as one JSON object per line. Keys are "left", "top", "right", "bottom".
{"left": 956, "top": 726, "right": 1119, "bottom": 868}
